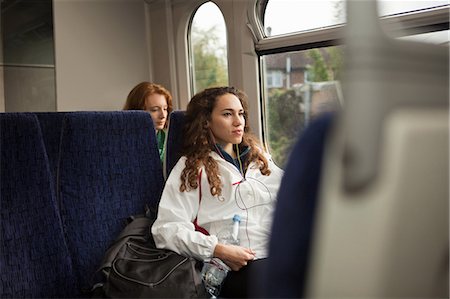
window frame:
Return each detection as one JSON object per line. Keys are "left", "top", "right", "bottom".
{"left": 250, "top": 3, "right": 448, "bottom": 54}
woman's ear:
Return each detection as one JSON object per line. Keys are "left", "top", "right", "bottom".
{"left": 204, "top": 121, "right": 209, "bottom": 129}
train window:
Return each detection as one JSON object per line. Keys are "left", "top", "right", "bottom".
{"left": 261, "top": 46, "right": 344, "bottom": 167}
{"left": 189, "top": 2, "right": 228, "bottom": 94}
{"left": 263, "top": 0, "right": 345, "bottom": 37}
{"left": 378, "top": 0, "right": 449, "bottom": 16}
{"left": 378, "top": 1, "right": 449, "bottom": 43}
{"left": 258, "top": 0, "right": 448, "bottom": 167}
{"left": 1, "top": 0, "right": 55, "bottom": 112}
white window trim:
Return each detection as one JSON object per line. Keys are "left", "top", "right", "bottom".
{"left": 247, "top": 3, "right": 448, "bottom": 53}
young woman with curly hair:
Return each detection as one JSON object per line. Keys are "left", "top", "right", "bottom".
{"left": 151, "top": 86, "right": 284, "bottom": 297}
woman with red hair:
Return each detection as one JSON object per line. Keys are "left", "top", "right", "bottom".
{"left": 124, "top": 82, "right": 173, "bottom": 162}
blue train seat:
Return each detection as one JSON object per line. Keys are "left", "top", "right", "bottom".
{"left": 0, "top": 113, "right": 78, "bottom": 297}
{"left": 56, "top": 111, "right": 164, "bottom": 291}
{"left": 263, "top": 112, "right": 335, "bottom": 297}
{"left": 35, "top": 112, "right": 68, "bottom": 188}
{"left": 163, "top": 110, "right": 186, "bottom": 179}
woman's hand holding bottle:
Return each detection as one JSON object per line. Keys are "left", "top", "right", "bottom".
{"left": 213, "top": 243, "right": 255, "bottom": 271}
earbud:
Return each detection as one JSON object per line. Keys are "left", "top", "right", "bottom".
{"left": 236, "top": 144, "right": 243, "bottom": 175}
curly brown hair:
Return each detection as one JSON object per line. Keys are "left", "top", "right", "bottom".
{"left": 123, "top": 82, "right": 173, "bottom": 129}
{"left": 180, "top": 87, "right": 270, "bottom": 196}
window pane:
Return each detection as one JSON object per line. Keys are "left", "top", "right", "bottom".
{"left": 190, "top": 2, "right": 228, "bottom": 94}
{"left": 1, "top": 0, "right": 56, "bottom": 112}
{"left": 378, "top": 0, "right": 449, "bottom": 16}
{"left": 260, "top": 0, "right": 447, "bottom": 167}
{"left": 262, "top": 46, "right": 344, "bottom": 167}
{"left": 263, "top": 0, "right": 447, "bottom": 37}
{"left": 263, "top": 0, "right": 346, "bottom": 36}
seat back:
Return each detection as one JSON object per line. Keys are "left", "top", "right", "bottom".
{"left": 0, "top": 113, "right": 78, "bottom": 297}
{"left": 163, "top": 110, "right": 186, "bottom": 179}
{"left": 35, "top": 112, "right": 67, "bottom": 187}
{"left": 305, "top": 1, "right": 448, "bottom": 297}
{"left": 57, "top": 111, "right": 164, "bottom": 290}
{"left": 264, "top": 112, "right": 335, "bottom": 297}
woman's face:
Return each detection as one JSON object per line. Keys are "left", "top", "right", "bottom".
{"left": 145, "top": 93, "right": 168, "bottom": 131}
{"left": 208, "top": 93, "right": 245, "bottom": 155}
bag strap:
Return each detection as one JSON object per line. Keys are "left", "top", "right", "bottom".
{"left": 97, "top": 215, "right": 153, "bottom": 272}
{"left": 193, "top": 168, "right": 209, "bottom": 235}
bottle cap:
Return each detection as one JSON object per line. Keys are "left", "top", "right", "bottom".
{"left": 233, "top": 214, "right": 241, "bottom": 223}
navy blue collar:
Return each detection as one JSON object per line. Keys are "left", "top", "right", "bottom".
{"left": 214, "top": 144, "right": 250, "bottom": 174}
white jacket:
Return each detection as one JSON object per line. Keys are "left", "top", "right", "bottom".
{"left": 151, "top": 151, "right": 284, "bottom": 261}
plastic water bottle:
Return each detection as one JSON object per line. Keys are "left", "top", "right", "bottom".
{"left": 201, "top": 258, "right": 230, "bottom": 298}
{"left": 231, "top": 214, "right": 241, "bottom": 245}
{"left": 201, "top": 215, "right": 241, "bottom": 297}
{"left": 217, "top": 214, "right": 241, "bottom": 245}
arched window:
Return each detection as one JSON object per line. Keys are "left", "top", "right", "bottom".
{"left": 189, "top": 1, "right": 228, "bottom": 94}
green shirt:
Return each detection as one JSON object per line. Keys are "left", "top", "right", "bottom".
{"left": 156, "top": 130, "right": 166, "bottom": 163}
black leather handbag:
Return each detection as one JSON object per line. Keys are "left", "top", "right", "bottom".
{"left": 93, "top": 212, "right": 208, "bottom": 298}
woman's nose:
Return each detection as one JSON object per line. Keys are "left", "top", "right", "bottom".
{"left": 233, "top": 116, "right": 243, "bottom": 126}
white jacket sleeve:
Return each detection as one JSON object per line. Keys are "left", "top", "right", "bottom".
{"left": 151, "top": 157, "right": 218, "bottom": 261}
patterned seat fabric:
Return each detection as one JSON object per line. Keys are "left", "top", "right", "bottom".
{"left": 57, "top": 111, "right": 164, "bottom": 290}
{"left": 1, "top": 113, "right": 78, "bottom": 297}
{"left": 263, "top": 112, "right": 335, "bottom": 298}
{"left": 164, "top": 110, "right": 186, "bottom": 179}
{"left": 35, "top": 112, "right": 67, "bottom": 189}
